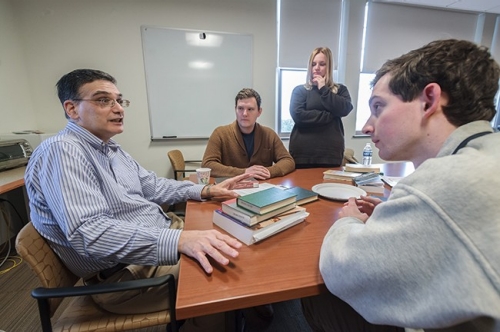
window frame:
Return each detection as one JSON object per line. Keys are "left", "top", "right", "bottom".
{"left": 276, "top": 67, "right": 307, "bottom": 136}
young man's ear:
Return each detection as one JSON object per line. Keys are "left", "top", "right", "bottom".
{"left": 421, "top": 83, "right": 442, "bottom": 119}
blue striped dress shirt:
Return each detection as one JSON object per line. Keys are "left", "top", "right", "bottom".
{"left": 25, "top": 121, "right": 204, "bottom": 277}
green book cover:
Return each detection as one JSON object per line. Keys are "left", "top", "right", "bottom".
{"left": 237, "top": 187, "right": 297, "bottom": 214}
{"left": 285, "top": 187, "right": 318, "bottom": 205}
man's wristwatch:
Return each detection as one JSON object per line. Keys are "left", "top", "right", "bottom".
{"left": 203, "top": 184, "right": 213, "bottom": 199}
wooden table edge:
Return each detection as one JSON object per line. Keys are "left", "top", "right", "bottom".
{"left": 176, "top": 279, "right": 327, "bottom": 320}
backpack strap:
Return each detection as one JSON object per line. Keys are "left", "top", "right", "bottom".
{"left": 451, "top": 131, "right": 492, "bottom": 155}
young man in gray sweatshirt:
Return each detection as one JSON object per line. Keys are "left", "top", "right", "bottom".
{"left": 302, "top": 39, "right": 500, "bottom": 332}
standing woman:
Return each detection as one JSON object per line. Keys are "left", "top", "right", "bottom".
{"left": 289, "top": 47, "right": 353, "bottom": 168}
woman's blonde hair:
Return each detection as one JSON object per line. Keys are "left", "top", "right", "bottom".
{"left": 305, "top": 47, "right": 339, "bottom": 93}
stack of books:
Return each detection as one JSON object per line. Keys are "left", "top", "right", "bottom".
{"left": 323, "top": 169, "right": 363, "bottom": 182}
{"left": 352, "top": 172, "right": 384, "bottom": 194}
{"left": 324, "top": 167, "right": 385, "bottom": 194}
{"left": 381, "top": 175, "right": 404, "bottom": 188}
{"left": 344, "top": 163, "right": 381, "bottom": 173}
{"left": 213, "top": 186, "right": 314, "bottom": 245}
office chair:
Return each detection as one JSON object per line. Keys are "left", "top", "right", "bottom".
{"left": 15, "top": 222, "right": 178, "bottom": 332}
{"left": 167, "top": 150, "right": 202, "bottom": 180}
{"left": 343, "top": 148, "right": 359, "bottom": 166}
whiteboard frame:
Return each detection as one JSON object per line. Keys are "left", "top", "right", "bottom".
{"left": 141, "top": 25, "right": 253, "bottom": 140}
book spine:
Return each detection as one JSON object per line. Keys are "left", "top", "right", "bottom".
{"left": 236, "top": 198, "right": 259, "bottom": 214}
{"left": 221, "top": 205, "right": 253, "bottom": 225}
{"left": 213, "top": 210, "right": 253, "bottom": 245}
{"left": 214, "top": 210, "right": 250, "bottom": 227}
{"left": 323, "top": 176, "right": 354, "bottom": 181}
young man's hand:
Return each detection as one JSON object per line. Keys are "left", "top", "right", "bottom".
{"left": 339, "top": 197, "right": 369, "bottom": 223}
{"left": 245, "top": 165, "right": 271, "bottom": 180}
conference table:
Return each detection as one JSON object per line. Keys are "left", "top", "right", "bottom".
{"left": 176, "top": 163, "right": 414, "bottom": 327}
{"left": 0, "top": 167, "right": 30, "bottom": 242}
{"left": 0, "top": 166, "right": 26, "bottom": 195}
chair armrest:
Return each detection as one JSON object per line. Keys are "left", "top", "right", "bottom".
{"left": 32, "top": 274, "right": 174, "bottom": 299}
{"left": 32, "top": 273, "right": 179, "bottom": 332}
{"left": 169, "top": 211, "right": 185, "bottom": 217}
{"left": 175, "top": 169, "right": 198, "bottom": 173}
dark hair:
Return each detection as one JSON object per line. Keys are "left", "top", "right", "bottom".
{"left": 371, "top": 39, "right": 500, "bottom": 126}
{"left": 56, "top": 69, "right": 116, "bottom": 119}
{"left": 235, "top": 88, "right": 261, "bottom": 109}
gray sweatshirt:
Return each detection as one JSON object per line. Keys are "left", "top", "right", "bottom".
{"left": 320, "top": 121, "right": 500, "bottom": 331}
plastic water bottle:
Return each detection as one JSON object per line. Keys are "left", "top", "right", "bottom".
{"left": 362, "top": 143, "right": 372, "bottom": 166}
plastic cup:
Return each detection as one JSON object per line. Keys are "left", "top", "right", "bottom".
{"left": 196, "top": 168, "right": 211, "bottom": 185}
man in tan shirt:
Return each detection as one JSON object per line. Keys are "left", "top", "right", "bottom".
{"left": 202, "top": 88, "right": 295, "bottom": 179}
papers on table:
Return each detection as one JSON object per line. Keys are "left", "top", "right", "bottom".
{"left": 233, "top": 182, "right": 276, "bottom": 196}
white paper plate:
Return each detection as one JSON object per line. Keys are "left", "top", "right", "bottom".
{"left": 311, "top": 183, "right": 366, "bottom": 201}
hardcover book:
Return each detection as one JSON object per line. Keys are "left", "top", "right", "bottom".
{"left": 352, "top": 172, "right": 381, "bottom": 185}
{"left": 323, "top": 169, "right": 362, "bottom": 182}
{"left": 381, "top": 175, "right": 404, "bottom": 188}
{"left": 344, "top": 163, "right": 381, "bottom": 173}
{"left": 282, "top": 186, "right": 318, "bottom": 205}
{"left": 213, "top": 207, "right": 308, "bottom": 245}
{"left": 356, "top": 183, "right": 385, "bottom": 195}
{"left": 237, "top": 187, "right": 297, "bottom": 215}
{"left": 221, "top": 198, "right": 296, "bottom": 226}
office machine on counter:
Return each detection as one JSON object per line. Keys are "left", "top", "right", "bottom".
{"left": 0, "top": 139, "right": 33, "bottom": 172}
{"left": 0, "top": 132, "right": 55, "bottom": 172}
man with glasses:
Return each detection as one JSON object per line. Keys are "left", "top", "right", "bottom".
{"left": 25, "top": 69, "right": 248, "bottom": 331}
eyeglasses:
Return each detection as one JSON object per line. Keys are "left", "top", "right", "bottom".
{"left": 73, "top": 97, "right": 131, "bottom": 108}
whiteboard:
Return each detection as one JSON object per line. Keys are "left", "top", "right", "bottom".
{"left": 141, "top": 26, "right": 253, "bottom": 139}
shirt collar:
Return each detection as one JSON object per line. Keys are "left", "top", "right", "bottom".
{"left": 66, "top": 121, "right": 121, "bottom": 153}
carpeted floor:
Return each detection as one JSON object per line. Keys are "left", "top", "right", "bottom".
{"left": 0, "top": 256, "right": 312, "bottom": 332}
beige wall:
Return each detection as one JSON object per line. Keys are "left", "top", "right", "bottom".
{"left": 0, "top": 0, "right": 37, "bottom": 133}
{"left": 1, "top": 0, "right": 278, "bottom": 177}
{"left": 3, "top": 0, "right": 495, "bottom": 177}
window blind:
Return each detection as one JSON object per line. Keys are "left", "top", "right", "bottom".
{"left": 362, "top": 2, "right": 480, "bottom": 73}
{"left": 491, "top": 16, "right": 500, "bottom": 63}
{"left": 278, "top": 0, "right": 342, "bottom": 69}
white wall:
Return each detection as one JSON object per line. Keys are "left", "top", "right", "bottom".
{"left": 0, "top": 0, "right": 37, "bottom": 133}
{"left": 1, "top": 0, "right": 276, "bottom": 177}
{"left": 5, "top": 0, "right": 494, "bottom": 177}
